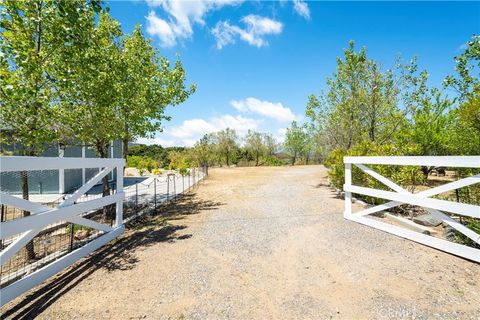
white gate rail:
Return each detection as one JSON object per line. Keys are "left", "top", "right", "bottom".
{"left": 0, "top": 156, "right": 125, "bottom": 306}
{"left": 343, "top": 156, "right": 480, "bottom": 263}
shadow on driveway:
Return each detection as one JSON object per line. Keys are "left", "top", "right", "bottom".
{"left": 2, "top": 192, "right": 224, "bottom": 320}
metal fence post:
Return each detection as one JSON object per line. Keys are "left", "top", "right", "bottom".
{"left": 154, "top": 178, "right": 157, "bottom": 210}
{"left": 173, "top": 176, "right": 177, "bottom": 200}
{"left": 167, "top": 176, "right": 170, "bottom": 202}
{"left": 135, "top": 182, "right": 138, "bottom": 208}
{"left": 69, "top": 223, "right": 75, "bottom": 252}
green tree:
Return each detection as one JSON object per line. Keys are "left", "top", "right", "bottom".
{"left": 445, "top": 35, "right": 480, "bottom": 100}
{"left": 0, "top": 0, "right": 101, "bottom": 260}
{"left": 244, "top": 130, "right": 266, "bottom": 166}
{"left": 306, "top": 41, "right": 406, "bottom": 152}
{"left": 118, "top": 26, "right": 195, "bottom": 164}
{"left": 214, "top": 128, "right": 238, "bottom": 166}
{"left": 444, "top": 35, "right": 480, "bottom": 156}
{"left": 191, "top": 134, "right": 215, "bottom": 174}
{"left": 56, "top": 12, "right": 124, "bottom": 217}
{"left": 303, "top": 124, "right": 324, "bottom": 164}
{"left": 449, "top": 90, "right": 480, "bottom": 155}
{"left": 397, "top": 69, "right": 454, "bottom": 177}
{"left": 264, "top": 133, "right": 277, "bottom": 156}
{"left": 284, "top": 121, "right": 308, "bottom": 165}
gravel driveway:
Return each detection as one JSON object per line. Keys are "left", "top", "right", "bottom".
{"left": 2, "top": 165, "right": 479, "bottom": 319}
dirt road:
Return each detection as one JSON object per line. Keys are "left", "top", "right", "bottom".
{"left": 2, "top": 166, "right": 479, "bottom": 319}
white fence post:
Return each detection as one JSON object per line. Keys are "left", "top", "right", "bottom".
{"left": 344, "top": 162, "right": 352, "bottom": 217}
{"left": 115, "top": 163, "right": 124, "bottom": 228}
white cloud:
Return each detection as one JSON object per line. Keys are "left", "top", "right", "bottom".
{"left": 292, "top": 0, "right": 310, "bottom": 20}
{"left": 212, "top": 15, "right": 283, "bottom": 49}
{"left": 275, "top": 127, "right": 288, "bottom": 143}
{"left": 231, "top": 97, "right": 298, "bottom": 123}
{"left": 145, "top": 0, "right": 243, "bottom": 47}
{"left": 165, "top": 114, "right": 260, "bottom": 146}
{"left": 146, "top": 11, "right": 177, "bottom": 47}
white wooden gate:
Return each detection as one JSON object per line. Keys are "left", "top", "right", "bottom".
{"left": 0, "top": 156, "right": 125, "bottom": 306}
{"left": 343, "top": 156, "right": 480, "bottom": 263}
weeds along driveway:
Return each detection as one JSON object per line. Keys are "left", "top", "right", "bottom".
{"left": 2, "top": 165, "right": 479, "bottom": 319}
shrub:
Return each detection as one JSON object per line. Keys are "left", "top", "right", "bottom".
{"left": 445, "top": 168, "right": 480, "bottom": 248}
{"left": 264, "top": 156, "right": 283, "bottom": 166}
{"left": 325, "top": 141, "right": 424, "bottom": 205}
{"left": 454, "top": 217, "right": 480, "bottom": 248}
{"left": 178, "top": 165, "right": 188, "bottom": 176}
{"left": 127, "top": 155, "right": 142, "bottom": 168}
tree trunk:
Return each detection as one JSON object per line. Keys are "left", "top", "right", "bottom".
{"left": 21, "top": 171, "right": 36, "bottom": 261}
{"left": 369, "top": 120, "right": 375, "bottom": 142}
{"left": 292, "top": 152, "right": 296, "bottom": 166}
{"left": 19, "top": 0, "right": 44, "bottom": 262}
{"left": 96, "top": 141, "right": 113, "bottom": 221}
{"left": 123, "top": 138, "right": 129, "bottom": 169}
{"left": 255, "top": 151, "right": 259, "bottom": 166}
{"left": 226, "top": 152, "right": 229, "bottom": 167}
{"left": 421, "top": 166, "right": 434, "bottom": 180}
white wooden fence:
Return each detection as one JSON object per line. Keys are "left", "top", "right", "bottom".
{"left": 343, "top": 156, "right": 480, "bottom": 263}
{"left": 0, "top": 156, "right": 125, "bottom": 306}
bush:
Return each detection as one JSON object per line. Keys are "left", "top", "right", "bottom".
{"left": 178, "top": 165, "right": 188, "bottom": 176}
{"left": 127, "top": 155, "right": 142, "bottom": 168}
{"left": 151, "top": 168, "right": 162, "bottom": 175}
{"left": 264, "top": 156, "right": 283, "bottom": 166}
{"left": 325, "top": 141, "right": 424, "bottom": 205}
{"left": 454, "top": 217, "right": 480, "bottom": 248}
{"left": 127, "top": 155, "right": 158, "bottom": 173}
{"left": 444, "top": 168, "right": 480, "bottom": 248}
{"left": 324, "top": 148, "right": 348, "bottom": 190}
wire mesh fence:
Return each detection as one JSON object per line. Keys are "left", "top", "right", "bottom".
{"left": 0, "top": 167, "right": 206, "bottom": 290}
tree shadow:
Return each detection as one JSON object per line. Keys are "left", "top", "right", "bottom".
{"left": 314, "top": 182, "right": 329, "bottom": 188}
{"left": 158, "top": 192, "right": 225, "bottom": 218}
{"left": 2, "top": 192, "right": 224, "bottom": 320}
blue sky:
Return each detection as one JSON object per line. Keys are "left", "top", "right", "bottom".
{"left": 108, "top": 1, "right": 480, "bottom": 147}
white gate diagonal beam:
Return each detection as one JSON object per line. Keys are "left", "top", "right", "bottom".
{"left": 343, "top": 156, "right": 480, "bottom": 263}
{"left": 0, "top": 193, "right": 123, "bottom": 239}
{"left": 0, "top": 156, "right": 125, "bottom": 307}
{"left": 352, "top": 165, "right": 480, "bottom": 245}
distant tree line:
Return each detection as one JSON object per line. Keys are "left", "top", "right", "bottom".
{"left": 127, "top": 128, "right": 289, "bottom": 174}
